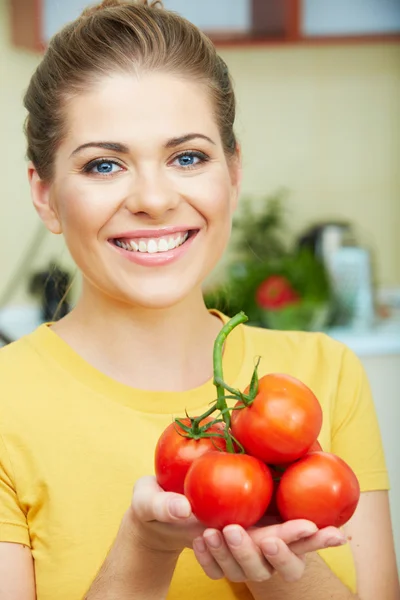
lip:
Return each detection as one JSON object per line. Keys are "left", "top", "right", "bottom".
{"left": 110, "top": 226, "right": 198, "bottom": 240}
{"left": 109, "top": 230, "right": 199, "bottom": 267}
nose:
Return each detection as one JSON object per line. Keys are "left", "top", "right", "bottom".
{"left": 124, "top": 168, "right": 179, "bottom": 220}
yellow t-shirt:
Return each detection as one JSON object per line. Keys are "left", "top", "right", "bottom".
{"left": 0, "top": 314, "right": 389, "bottom": 599}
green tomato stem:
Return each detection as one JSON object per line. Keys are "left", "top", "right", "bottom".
{"left": 213, "top": 377, "right": 251, "bottom": 404}
{"left": 192, "top": 402, "right": 218, "bottom": 425}
{"left": 213, "top": 311, "right": 248, "bottom": 452}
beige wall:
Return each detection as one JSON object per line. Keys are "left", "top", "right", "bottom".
{"left": 1, "top": 0, "right": 399, "bottom": 306}
{"left": 220, "top": 42, "right": 400, "bottom": 286}
{"left": 0, "top": 0, "right": 71, "bottom": 305}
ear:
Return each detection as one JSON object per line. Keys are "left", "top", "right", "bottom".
{"left": 28, "top": 162, "right": 62, "bottom": 234}
{"left": 229, "top": 143, "right": 242, "bottom": 212}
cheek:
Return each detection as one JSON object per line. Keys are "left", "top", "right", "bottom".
{"left": 56, "top": 179, "right": 123, "bottom": 236}
{"left": 188, "top": 171, "right": 234, "bottom": 223}
{"left": 193, "top": 174, "right": 233, "bottom": 262}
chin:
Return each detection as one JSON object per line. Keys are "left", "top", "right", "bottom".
{"left": 106, "top": 280, "right": 200, "bottom": 311}
{"left": 81, "top": 248, "right": 224, "bottom": 311}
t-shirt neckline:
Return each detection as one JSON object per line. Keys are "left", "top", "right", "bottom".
{"left": 26, "top": 310, "right": 246, "bottom": 414}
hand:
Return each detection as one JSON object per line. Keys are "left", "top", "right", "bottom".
{"left": 192, "top": 520, "right": 347, "bottom": 583}
{"left": 128, "top": 475, "right": 205, "bottom": 555}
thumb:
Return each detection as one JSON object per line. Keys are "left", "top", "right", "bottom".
{"left": 132, "top": 475, "right": 192, "bottom": 523}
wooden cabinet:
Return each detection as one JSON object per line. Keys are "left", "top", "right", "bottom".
{"left": 9, "top": 0, "right": 400, "bottom": 52}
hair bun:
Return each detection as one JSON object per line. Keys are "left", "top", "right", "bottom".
{"left": 82, "top": 0, "right": 163, "bottom": 17}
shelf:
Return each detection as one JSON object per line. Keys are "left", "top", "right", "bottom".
{"left": 211, "top": 32, "right": 400, "bottom": 49}
{"left": 9, "top": 0, "right": 400, "bottom": 53}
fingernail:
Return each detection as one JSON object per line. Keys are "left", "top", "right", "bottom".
{"left": 193, "top": 537, "right": 207, "bottom": 553}
{"left": 169, "top": 498, "right": 191, "bottom": 518}
{"left": 224, "top": 527, "right": 242, "bottom": 547}
{"left": 204, "top": 531, "right": 222, "bottom": 549}
{"left": 263, "top": 540, "right": 279, "bottom": 556}
{"left": 325, "top": 536, "right": 346, "bottom": 548}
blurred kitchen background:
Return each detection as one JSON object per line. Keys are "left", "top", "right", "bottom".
{"left": 1, "top": 0, "right": 400, "bottom": 565}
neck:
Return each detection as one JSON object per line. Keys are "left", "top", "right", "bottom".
{"left": 52, "top": 282, "right": 223, "bottom": 391}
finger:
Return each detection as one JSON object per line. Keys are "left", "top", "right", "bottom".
{"left": 289, "top": 527, "right": 347, "bottom": 555}
{"left": 223, "top": 525, "right": 274, "bottom": 582}
{"left": 132, "top": 476, "right": 192, "bottom": 523}
{"left": 193, "top": 537, "right": 225, "bottom": 580}
{"left": 250, "top": 519, "right": 318, "bottom": 547}
{"left": 260, "top": 537, "right": 305, "bottom": 583}
{"left": 203, "top": 529, "right": 247, "bottom": 583}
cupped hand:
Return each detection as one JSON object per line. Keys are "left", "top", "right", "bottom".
{"left": 128, "top": 476, "right": 205, "bottom": 554}
{"left": 193, "top": 519, "right": 347, "bottom": 583}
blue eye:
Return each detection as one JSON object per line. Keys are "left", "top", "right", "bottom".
{"left": 174, "top": 151, "right": 208, "bottom": 168}
{"left": 83, "top": 159, "right": 123, "bottom": 175}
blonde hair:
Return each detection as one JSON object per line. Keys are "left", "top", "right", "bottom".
{"left": 23, "top": 0, "right": 237, "bottom": 181}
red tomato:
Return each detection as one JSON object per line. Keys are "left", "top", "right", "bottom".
{"left": 263, "top": 466, "right": 284, "bottom": 522}
{"left": 307, "top": 439, "right": 323, "bottom": 453}
{"left": 256, "top": 275, "right": 300, "bottom": 310}
{"left": 276, "top": 452, "right": 360, "bottom": 528}
{"left": 231, "top": 373, "right": 323, "bottom": 465}
{"left": 155, "top": 418, "right": 226, "bottom": 495}
{"left": 278, "top": 439, "right": 324, "bottom": 470}
{"left": 184, "top": 451, "right": 273, "bottom": 529}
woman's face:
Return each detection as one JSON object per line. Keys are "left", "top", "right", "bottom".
{"left": 30, "top": 72, "right": 241, "bottom": 309}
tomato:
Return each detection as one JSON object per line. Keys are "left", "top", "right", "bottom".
{"left": 276, "top": 451, "right": 360, "bottom": 528}
{"left": 307, "top": 439, "right": 323, "bottom": 453}
{"left": 262, "top": 465, "right": 283, "bottom": 522}
{"left": 230, "top": 373, "right": 323, "bottom": 464}
{"left": 155, "top": 418, "right": 226, "bottom": 495}
{"left": 184, "top": 451, "right": 273, "bottom": 529}
{"left": 261, "top": 439, "right": 324, "bottom": 523}
{"left": 256, "top": 275, "right": 300, "bottom": 310}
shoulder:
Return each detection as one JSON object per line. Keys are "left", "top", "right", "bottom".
{"left": 0, "top": 326, "right": 50, "bottom": 402}
{"left": 0, "top": 328, "right": 42, "bottom": 367}
{"left": 240, "top": 323, "right": 365, "bottom": 407}
{"left": 243, "top": 322, "right": 350, "bottom": 367}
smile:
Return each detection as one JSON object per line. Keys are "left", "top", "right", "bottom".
{"left": 111, "top": 230, "right": 196, "bottom": 254}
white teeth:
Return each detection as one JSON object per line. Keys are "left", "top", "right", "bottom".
{"left": 147, "top": 239, "right": 158, "bottom": 254}
{"left": 115, "top": 231, "right": 191, "bottom": 254}
{"left": 158, "top": 238, "right": 169, "bottom": 252}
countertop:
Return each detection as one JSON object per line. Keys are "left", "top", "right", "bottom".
{"left": 1, "top": 304, "right": 400, "bottom": 357}
{"left": 325, "top": 319, "right": 400, "bottom": 357}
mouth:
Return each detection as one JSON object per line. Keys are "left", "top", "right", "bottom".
{"left": 109, "top": 229, "right": 198, "bottom": 255}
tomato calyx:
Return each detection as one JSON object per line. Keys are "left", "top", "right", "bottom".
{"left": 173, "top": 415, "right": 225, "bottom": 443}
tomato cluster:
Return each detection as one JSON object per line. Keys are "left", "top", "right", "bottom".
{"left": 154, "top": 312, "right": 360, "bottom": 531}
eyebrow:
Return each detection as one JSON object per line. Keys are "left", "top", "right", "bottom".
{"left": 70, "top": 141, "right": 129, "bottom": 157}
{"left": 70, "top": 133, "right": 215, "bottom": 157}
{"left": 165, "top": 133, "right": 216, "bottom": 148}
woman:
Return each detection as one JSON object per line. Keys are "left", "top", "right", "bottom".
{"left": 0, "top": 1, "right": 398, "bottom": 599}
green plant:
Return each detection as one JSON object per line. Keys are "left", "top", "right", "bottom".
{"left": 204, "top": 191, "right": 333, "bottom": 331}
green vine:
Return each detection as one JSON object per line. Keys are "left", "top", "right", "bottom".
{"left": 173, "top": 311, "right": 259, "bottom": 453}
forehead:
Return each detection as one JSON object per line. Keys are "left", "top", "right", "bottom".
{"left": 63, "top": 72, "right": 218, "bottom": 150}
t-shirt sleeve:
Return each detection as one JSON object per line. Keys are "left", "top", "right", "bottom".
{"left": 0, "top": 432, "right": 31, "bottom": 546}
{"left": 330, "top": 346, "right": 389, "bottom": 492}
